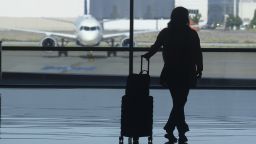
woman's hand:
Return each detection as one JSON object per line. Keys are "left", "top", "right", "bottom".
{"left": 142, "top": 53, "right": 151, "bottom": 60}
{"left": 196, "top": 71, "right": 202, "bottom": 79}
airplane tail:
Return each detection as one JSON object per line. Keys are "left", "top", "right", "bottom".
{"left": 85, "top": 0, "right": 90, "bottom": 15}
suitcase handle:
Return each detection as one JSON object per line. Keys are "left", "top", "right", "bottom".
{"left": 140, "top": 56, "right": 150, "bottom": 74}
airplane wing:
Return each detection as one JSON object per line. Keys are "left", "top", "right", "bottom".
{"left": 102, "top": 30, "right": 158, "bottom": 40}
{"left": 41, "top": 17, "right": 74, "bottom": 24}
{"left": 102, "top": 32, "right": 129, "bottom": 39}
{"left": 6, "top": 27, "right": 77, "bottom": 40}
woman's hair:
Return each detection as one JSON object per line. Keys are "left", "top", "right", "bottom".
{"left": 170, "top": 7, "right": 189, "bottom": 26}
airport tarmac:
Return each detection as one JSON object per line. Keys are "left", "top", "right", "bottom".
{"left": 2, "top": 50, "right": 256, "bottom": 79}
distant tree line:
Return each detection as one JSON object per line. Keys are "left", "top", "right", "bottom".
{"left": 225, "top": 14, "right": 242, "bottom": 30}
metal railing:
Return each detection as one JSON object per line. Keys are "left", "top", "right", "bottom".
{"left": 3, "top": 46, "right": 256, "bottom": 52}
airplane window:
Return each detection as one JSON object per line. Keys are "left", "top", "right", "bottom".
{"left": 84, "top": 26, "right": 90, "bottom": 31}
{"left": 90, "top": 27, "right": 97, "bottom": 31}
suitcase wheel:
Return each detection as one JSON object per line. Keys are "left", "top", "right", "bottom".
{"left": 119, "top": 136, "right": 152, "bottom": 144}
{"left": 148, "top": 136, "right": 153, "bottom": 144}
{"left": 133, "top": 137, "right": 139, "bottom": 144}
{"left": 128, "top": 137, "right": 132, "bottom": 144}
{"left": 119, "top": 136, "right": 123, "bottom": 144}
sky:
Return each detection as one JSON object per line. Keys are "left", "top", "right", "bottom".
{"left": 0, "top": 0, "right": 84, "bottom": 17}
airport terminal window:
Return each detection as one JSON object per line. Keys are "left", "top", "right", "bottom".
{"left": 133, "top": 0, "right": 256, "bottom": 48}
{"left": 0, "top": 0, "right": 131, "bottom": 76}
{"left": 1, "top": 0, "right": 256, "bottom": 48}
{"left": 133, "top": 0, "right": 256, "bottom": 80}
{"left": 1, "top": 0, "right": 256, "bottom": 79}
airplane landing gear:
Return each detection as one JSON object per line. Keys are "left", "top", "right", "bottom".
{"left": 58, "top": 51, "right": 68, "bottom": 57}
{"left": 58, "top": 38, "right": 69, "bottom": 57}
{"left": 106, "top": 38, "right": 117, "bottom": 57}
{"left": 107, "top": 51, "right": 117, "bottom": 57}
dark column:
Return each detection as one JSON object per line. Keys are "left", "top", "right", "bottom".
{"left": 129, "top": 0, "right": 134, "bottom": 75}
{"left": 0, "top": 41, "right": 2, "bottom": 80}
{"left": 0, "top": 94, "right": 1, "bottom": 129}
{"left": 0, "top": 41, "right": 2, "bottom": 129}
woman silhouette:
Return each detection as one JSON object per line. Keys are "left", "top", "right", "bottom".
{"left": 143, "top": 7, "right": 203, "bottom": 143}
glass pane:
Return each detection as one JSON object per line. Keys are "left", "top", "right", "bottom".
{"left": 2, "top": 51, "right": 129, "bottom": 76}
{"left": 134, "top": 51, "right": 256, "bottom": 80}
{"left": 0, "top": 0, "right": 82, "bottom": 46}
{"left": 0, "top": 0, "right": 130, "bottom": 76}
{"left": 133, "top": 52, "right": 163, "bottom": 76}
{"left": 0, "top": 0, "right": 132, "bottom": 48}
{"left": 133, "top": 0, "right": 173, "bottom": 48}
{"left": 91, "top": 0, "right": 130, "bottom": 47}
{"left": 133, "top": 0, "right": 256, "bottom": 48}
{"left": 203, "top": 52, "right": 256, "bottom": 79}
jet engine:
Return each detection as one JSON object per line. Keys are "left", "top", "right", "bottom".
{"left": 121, "top": 38, "right": 136, "bottom": 47}
{"left": 41, "top": 37, "right": 57, "bottom": 47}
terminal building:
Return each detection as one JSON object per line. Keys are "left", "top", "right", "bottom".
{"left": 175, "top": 0, "right": 208, "bottom": 25}
{"left": 239, "top": 0, "right": 256, "bottom": 25}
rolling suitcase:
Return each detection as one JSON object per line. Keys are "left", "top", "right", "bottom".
{"left": 125, "top": 56, "right": 150, "bottom": 97}
{"left": 119, "top": 56, "right": 153, "bottom": 144}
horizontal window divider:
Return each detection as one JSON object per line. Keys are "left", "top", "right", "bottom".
{"left": 2, "top": 46, "right": 256, "bottom": 52}
{"left": 1, "top": 72, "right": 256, "bottom": 90}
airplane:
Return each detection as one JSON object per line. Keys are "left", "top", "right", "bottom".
{"left": 7, "top": 0, "right": 156, "bottom": 57}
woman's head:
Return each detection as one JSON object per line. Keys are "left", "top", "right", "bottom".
{"left": 170, "top": 7, "right": 189, "bottom": 26}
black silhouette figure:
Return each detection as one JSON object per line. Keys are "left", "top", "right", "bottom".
{"left": 143, "top": 7, "right": 203, "bottom": 143}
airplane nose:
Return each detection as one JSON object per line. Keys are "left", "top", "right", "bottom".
{"left": 79, "top": 31, "right": 99, "bottom": 45}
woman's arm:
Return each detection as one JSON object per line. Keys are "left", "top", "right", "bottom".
{"left": 194, "top": 31, "right": 203, "bottom": 78}
{"left": 142, "top": 29, "right": 165, "bottom": 59}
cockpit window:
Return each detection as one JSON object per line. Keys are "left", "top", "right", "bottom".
{"left": 91, "top": 27, "right": 97, "bottom": 30}
{"left": 80, "top": 26, "right": 100, "bottom": 31}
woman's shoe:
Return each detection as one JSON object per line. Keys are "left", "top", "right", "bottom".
{"left": 178, "top": 135, "right": 188, "bottom": 144}
{"left": 133, "top": 137, "right": 139, "bottom": 144}
{"left": 164, "top": 133, "right": 177, "bottom": 143}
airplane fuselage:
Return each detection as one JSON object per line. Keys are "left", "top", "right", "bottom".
{"left": 75, "top": 15, "right": 103, "bottom": 46}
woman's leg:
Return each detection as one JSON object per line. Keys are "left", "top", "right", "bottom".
{"left": 175, "top": 88, "right": 189, "bottom": 132}
{"left": 171, "top": 87, "right": 189, "bottom": 143}
{"left": 164, "top": 87, "right": 177, "bottom": 133}
{"left": 165, "top": 86, "right": 189, "bottom": 131}
{"left": 163, "top": 87, "right": 178, "bottom": 142}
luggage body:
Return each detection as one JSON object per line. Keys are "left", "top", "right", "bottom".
{"left": 125, "top": 72, "right": 150, "bottom": 97}
{"left": 121, "top": 95, "right": 153, "bottom": 137}
{"left": 119, "top": 56, "right": 153, "bottom": 144}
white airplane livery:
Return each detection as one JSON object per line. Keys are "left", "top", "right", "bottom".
{"left": 75, "top": 15, "right": 103, "bottom": 46}
{"left": 8, "top": 0, "right": 155, "bottom": 56}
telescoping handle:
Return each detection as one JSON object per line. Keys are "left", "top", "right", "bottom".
{"left": 140, "top": 56, "right": 150, "bottom": 74}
